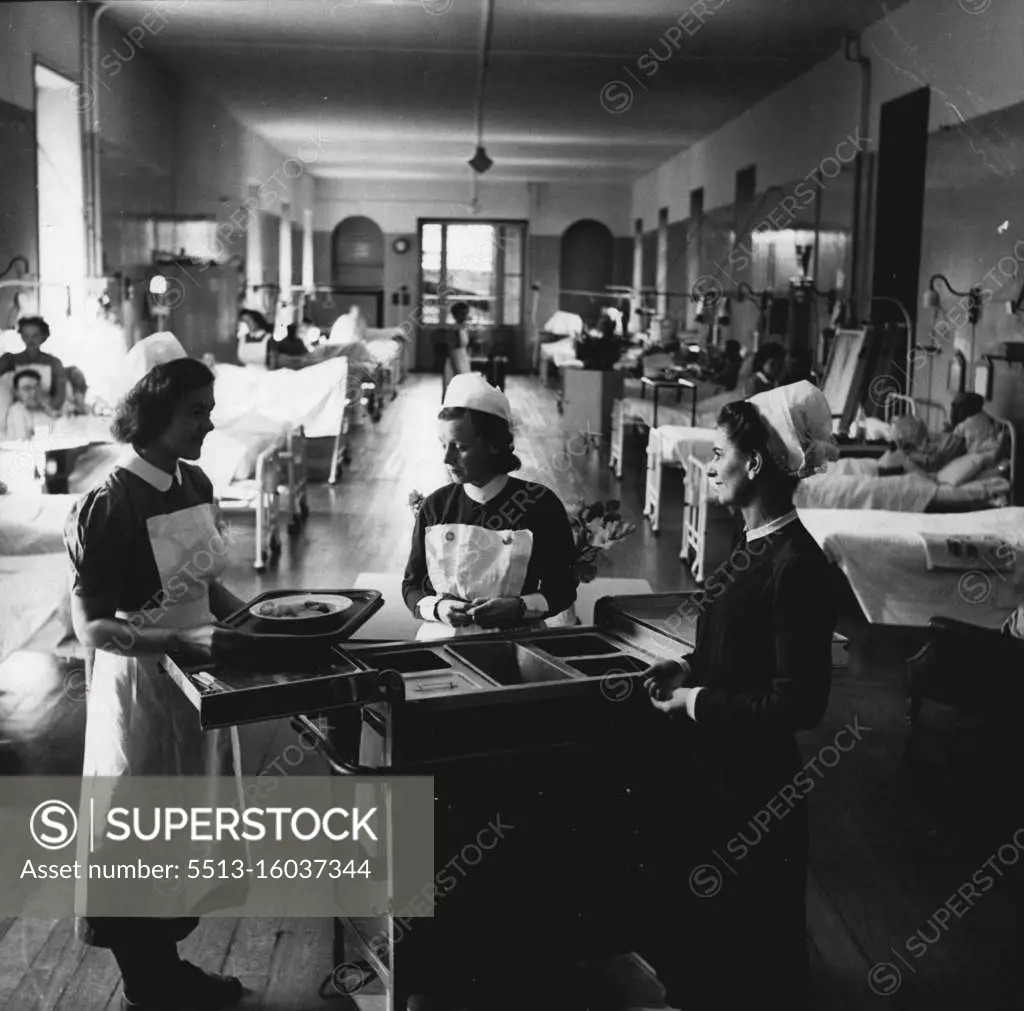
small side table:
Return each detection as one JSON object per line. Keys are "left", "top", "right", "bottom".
{"left": 640, "top": 376, "right": 698, "bottom": 428}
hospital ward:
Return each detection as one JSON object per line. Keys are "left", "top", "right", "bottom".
{"left": 1, "top": 1, "right": 1023, "bottom": 1009}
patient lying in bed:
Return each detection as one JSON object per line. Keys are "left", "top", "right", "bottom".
{"left": 877, "top": 395, "right": 1007, "bottom": 485}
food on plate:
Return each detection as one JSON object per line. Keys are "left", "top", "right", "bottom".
{"left": 256, "top": 599, "right": 336, "bottom": 619}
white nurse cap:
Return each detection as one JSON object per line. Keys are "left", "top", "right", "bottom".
{"left": 119, "top": 331, "right": 188, "bottom": 398}
{"left": 748, "top": 380, "right": 838, "bottom": 479}
{"left": 442, "top": 372, "right": 513, "bottom": 425}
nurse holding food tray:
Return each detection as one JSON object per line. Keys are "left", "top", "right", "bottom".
{"left": 65, "top": 333, "right": 249, "bottom": 1011}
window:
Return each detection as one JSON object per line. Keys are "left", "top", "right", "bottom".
{"left": 147, "top": 218, "right": 224, "bottom": 262}
{"left": 418, "top": 220, "right": 526, "bottom": 326}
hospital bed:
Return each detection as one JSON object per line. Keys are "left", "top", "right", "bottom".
{"left": 0, "top": 491, "right": 78, "bottom": 663}
{"left": 609, "top": 382, "right": 742, "bottom": 479}
{"left": 796, "top": 411, "right": 1016, "bottom": 512}
{"left": 798, "top": 506, "right": 1024, "bottom": 630}
{"left": 195, "top": 357, "right": 365, "bottom": 570}
{"left": 679, "top": 414, "right": 1018, "bottom": 583}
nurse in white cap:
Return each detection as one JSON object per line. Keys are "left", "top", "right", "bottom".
{"left": 65, "top": 334, "right": 247, "bottom": 1010}
{"left": 642, "top": 380, "right": 839, "bottom": 1010}
{"left": 402, "top": 372, "right": 577, "bottom": 640}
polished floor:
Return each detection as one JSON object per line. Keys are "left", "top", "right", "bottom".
{"left": 0, "top": 373, "right": 1019, "bottom": 1010}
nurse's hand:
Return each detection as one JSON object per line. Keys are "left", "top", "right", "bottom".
{"left": 436, "top": 599, "right": 474, "bottom": 628}
{"left": 175, "top": 624, "right": 246, "bottom": 662}
{"left": 650, "top": 686, "right": 696, "bottom": 715}
{"left": 643, "top": 658, "right": 691, "bottom": 702}
{"left": 464, "top": 597, "right": 524, "bottom": 629}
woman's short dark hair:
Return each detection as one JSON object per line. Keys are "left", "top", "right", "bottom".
{"left": 717, "top": 399, "right": 800, "bottom": 498}
{"left": 112, "top": 358, "right": 214, "bottom": 447}
{"left": 18, "top": 316, "right": 50, "bottom": 338}
{"left": 239, "top": 309, "right": 270, "bottom": 333}
{"left": 13, "top": 368, "right": 42, "bottom": 388}
{"left": 449, "top": 302, "right": 470, "bottom": 322}
{"left": 438, "top": 406, "right": 521, "bottom": 474}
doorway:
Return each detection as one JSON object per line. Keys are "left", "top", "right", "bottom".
{"left": 560, "top": 219, "right": 614, "bottom": 323}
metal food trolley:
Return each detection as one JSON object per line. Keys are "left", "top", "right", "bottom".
{"left": 165, "top": 590, "right": 702, "bottom": 1010}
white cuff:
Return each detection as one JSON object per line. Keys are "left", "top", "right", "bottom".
{"left": 685, "top": 686, "right": 703, "bottom": 721}
{"left": 521, "top": 593, "right": 549, "bottom": 619}
{"left": 418, "top": 595, "right": 442, "bottom": 621}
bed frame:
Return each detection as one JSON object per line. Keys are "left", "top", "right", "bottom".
{"left": 216, "top": 426, "right": 309, "bottom": 572}
{"left": 679, "top": 414, "right": 1019, "bottom": 583}
{"left": 680, "top": 454, "right": 742, "bottom": 583}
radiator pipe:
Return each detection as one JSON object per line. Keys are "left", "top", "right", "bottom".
{"left": 844, "top": 33, "right": 871, "bottom": 324}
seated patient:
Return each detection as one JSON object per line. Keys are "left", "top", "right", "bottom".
{"left": 63, "top": 366, "right": 89, "bottom": 415}
{"left": 906, "top": 393, "right": 1004, "bottom": 473}
{"left": 5, "top": 368, "right": 58, "bottom": 439}
{"left": 0, "top": 316, "right": 67, "bottom": 411}
{"left": 741, "top": 341, "right": 786, "bottom": 396}
{"left": 709, "top": 339, "right": 743, "bottom": 391}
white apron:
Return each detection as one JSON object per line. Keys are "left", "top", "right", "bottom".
{"left": 75, "top": 499, "right": 246, "bottom": 921}
{"left": 417, "top": 522, "right": 544, "bottom": 641}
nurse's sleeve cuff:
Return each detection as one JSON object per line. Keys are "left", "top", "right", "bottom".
{"left": 686, "top": 686, "right": 703, "bottom": 721}
{"left": 521, "top": 594, "right": 549, "bottom": 619}
{"left": 418, "top": 595, "right": 442, "bottom": 621}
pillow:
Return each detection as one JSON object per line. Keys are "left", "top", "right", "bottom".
{"left": 955, "top": 411, "right": 1001, "bottom": 454}
{"left": 935, "top": 451, "right": 988, "bottom": 486}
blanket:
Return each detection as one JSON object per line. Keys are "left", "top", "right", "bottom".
{"left": 0, "top": 493, "right": 77, "bottom": 555}
{"left": 0, "top": 553, "right": 73, "bottom": 663}
{"left": 798, "top": 506, "right": 1024, "bottom": 628}
{"left": 211, "top": 359, "right": 349, "bottom": 437}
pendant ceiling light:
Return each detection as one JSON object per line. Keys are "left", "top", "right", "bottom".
{"left": 468, "top": 0, "right": 496, "bottom": 175}
{"left": 468, "top": 146, "right": 493, "bottom": 174}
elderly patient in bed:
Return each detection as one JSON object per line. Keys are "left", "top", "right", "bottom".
{"left": 875, "top": 394, "right": 1006, "bottom": 485}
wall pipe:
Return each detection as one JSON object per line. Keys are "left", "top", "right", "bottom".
{"left": 844, "top": 33, "right": 871, "bottom": 323}
{"left": 89, "top": 1, "right": 112, "bottom": 279}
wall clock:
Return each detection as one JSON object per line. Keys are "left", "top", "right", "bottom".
{"left": 392, "top": 237, "right": 411, "bottom": 255}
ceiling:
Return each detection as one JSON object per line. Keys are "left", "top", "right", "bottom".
{"left": 102, "top": 0, "right": 908, "bottom": 186}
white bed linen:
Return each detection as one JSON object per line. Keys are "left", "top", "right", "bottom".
{"left": 0, "top": 553, "right": 72, "bottom": 663}
{"left": 0, "top": 492, "right": 77, "bottom": 555}
{"left": 211, "top": 359, "right": 349, "bottom": 438}
{"left": 795, "top": 458, "right": 1010, "bottom": 512}
{"left": 620, "top": 386, "right": 745, "bottom": 429}
{"left": 796, "top": 462, "right": 939, "bottom": 511}
{"left": 649, "top": 426, "right": 718, "bottom": 467}
{"left": 539, "top": 337, "right": 581, "bottom": 369}
{"left": 798, "top": 507, "right": 1024, "bottom": 628}
{"left": 199, "top": 419, "right": 288, "bottom": 493}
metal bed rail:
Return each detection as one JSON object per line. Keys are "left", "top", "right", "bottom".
{"left": 217, "top": 438, "right": 284, "bottom": 572}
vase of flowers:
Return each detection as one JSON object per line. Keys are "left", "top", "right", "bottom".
{"left": 548, "top": 499, "right": 637, "bottom": 627}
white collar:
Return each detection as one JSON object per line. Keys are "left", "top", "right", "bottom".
{"left": 462, "top": 474, "right": 509, "bottom": 505}
{"left": 122, "top": 450, "right": 181, "bottom": 492}
{"left": 745, "top": 509, "right": 798, "bottom": 543}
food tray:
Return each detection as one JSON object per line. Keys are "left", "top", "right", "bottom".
{"left": 221, "top": 589, "right": 384, "bottom": 646}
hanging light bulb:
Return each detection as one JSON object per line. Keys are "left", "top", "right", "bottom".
{"left": 468, "top": 146, "right": 493, "bottom": 174}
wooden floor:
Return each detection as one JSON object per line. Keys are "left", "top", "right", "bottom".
{"left": 1, "top": 373, "right": 1020, "bottom": 1010}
